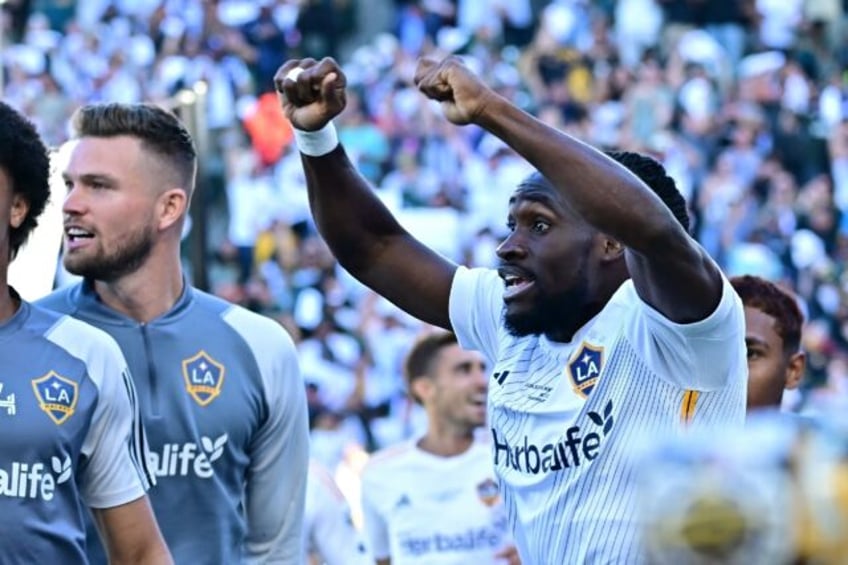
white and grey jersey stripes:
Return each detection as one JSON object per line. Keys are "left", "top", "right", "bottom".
{"left": 38, "top": 280, "right": 310, "bottom": 565}
{"left": 449, "top": 267, "right": 747, "bottom": 564}
{"left": 0, "top": 298, "right": 150, "bottom": 564}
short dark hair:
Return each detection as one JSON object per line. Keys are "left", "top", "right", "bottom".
{"left": 605, "top": 150, "right": 690, "bottom": 233}
{"left": 404, "top": 331, "right": 458, "bottom": 404}
{"left": 518, "top": 151, "right": 690, "bottom": 234}
{"left": 0, "top": 102, "right": 50, "bottom": 258}
{"left": 69, "top": 103, "right": 197, "bottom": 193}
{"left": 730, "top": 275, "right": 804, "bottom": 354}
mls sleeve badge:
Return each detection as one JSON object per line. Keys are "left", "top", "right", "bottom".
{"left": 567, "top": 342, "right": 604, "bottom": 398}
{"left": 182, "top": 350, "right": 225, "bottom": 407}
{"left": 31, "top": 371, "right": 79, "bottom": 425}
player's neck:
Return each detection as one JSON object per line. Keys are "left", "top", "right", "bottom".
{"left": 417, "top": 429, "right": 475, "bottom": 457}
{"left": 0, "top": 282, "right": 20, "bottom": 323}
{"left": 92, "top": 255, "right": 184, "bottom": 323}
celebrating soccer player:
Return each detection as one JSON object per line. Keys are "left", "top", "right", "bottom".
{"left": 275, "top": 55, "right": 747, "bottom": 563}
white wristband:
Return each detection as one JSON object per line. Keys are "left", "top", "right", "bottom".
{"left": 293, "top": 122, "right": 339, "bottom": 157}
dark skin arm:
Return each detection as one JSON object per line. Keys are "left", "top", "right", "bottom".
{"left": 274, "top": 58, "right": 457, "bottom": 330}
{"left": 411, "top": 57, "right": 722, "bottom": 323}
{"left": 275, "top": 55, "right": 721, "bottom": 327}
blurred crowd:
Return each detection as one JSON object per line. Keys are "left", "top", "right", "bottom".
{"left": 5, "top": 0, "right": 848, "bottom": 470}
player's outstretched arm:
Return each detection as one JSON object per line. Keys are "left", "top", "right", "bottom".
{"left": 274, "top": 58, "right": 456, "bottom": 330}
{"left": 92, "top": 497, "right": 173, "bottom": 564}
{"left": 413, "top": 56, "right": 722, "bottom": 324}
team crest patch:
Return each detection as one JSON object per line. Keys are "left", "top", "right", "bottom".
{"left": 567, "top": 342, "right": 604, "bottom": 398}
{"left": 477, "top": 478, "right": 500, "bottom": 507}
{"left": 182, "top": 351, "right": 225, "bottom": 407}
{"left": 31, "top": 371, "right": 79, "bottom": 425}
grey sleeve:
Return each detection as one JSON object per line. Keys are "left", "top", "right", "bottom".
{"left": 224, "top": 308, "right": 309, "bottom": 564}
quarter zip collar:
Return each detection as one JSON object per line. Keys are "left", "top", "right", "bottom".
{"left": 68, "top": 278, "right": 195, "bottom": 326}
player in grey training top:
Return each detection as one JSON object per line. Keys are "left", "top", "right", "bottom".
{"left": 38, "top": 103, "right": 309, "bottom": 564}
{"left": 0, "top": 101, "right": 170, "bottom": 563}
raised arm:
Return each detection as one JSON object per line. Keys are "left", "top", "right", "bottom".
{"left": 274, "top": 58, "right": 457, "bottom": 330}
{"left": 413, "top": 57, "right": 723, "bottom": 323}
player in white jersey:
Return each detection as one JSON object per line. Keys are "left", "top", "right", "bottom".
{"left": 0, "top": 100, "right": 170, "bottom": 563}
{"left": 730, "top": 275, "right": 806, "bottom": 411}
{"left": 361, "top": 331, "right": 518, "bottom": 565}
{"left": 305, "top": 458, "right": 371, "bottom": 565}
{"left": 274, "top": 54, "right": 747, "bottom": 563}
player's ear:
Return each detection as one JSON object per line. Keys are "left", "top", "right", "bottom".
{"left": 157, "top": 188, "right": 188, "bottom": 232}
{"left": 409, "top": 376, "right": 433, "bottom": 405}
{"left": 598, "top": 235, "right": 624, "bottom": 263}
{"left": 784, "top": 351, "right": 806, "bottom": 390}
{"left": 9, "top": 193, "right": 30, "bottom": 229}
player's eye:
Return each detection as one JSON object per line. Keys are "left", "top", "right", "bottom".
{"left": 532, "top": 219, "right": 550, "bottom": 233}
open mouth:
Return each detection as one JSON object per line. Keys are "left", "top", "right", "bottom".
{"left": 65, "top": 226, "right": 95, "bottom": 249}
{"left": 501, "top": 273, "right": 535, "bottom": 301}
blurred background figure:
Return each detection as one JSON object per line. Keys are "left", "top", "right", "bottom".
{"left": 360, "top": 332, "right": 519, "bottom": 565}
{"left": 635, "top": 409, "right": 848, "bottom": 564}
{"left": 731, "top": 275, "right": 806, "bottom": 412}
{"left": 304, "top": 458, "right": 371, "bottom": 565}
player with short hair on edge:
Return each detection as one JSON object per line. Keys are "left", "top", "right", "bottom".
{"left": 730, "top": 275, "right": 806, "bottom": 412}
{"left": 0, "top": 101, "right": 171, "bottom": 563}
{"left": 274, "top": 55, "right": 747, "bottom": 564}
{"left": 37, "top": 102, "right": 309, "bottom": 564}
{"left": 360, "top": 331, "right": 520, "bottom": 565}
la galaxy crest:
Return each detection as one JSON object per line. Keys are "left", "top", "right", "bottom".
{"left": 182, "top": 351, "right": 225, "bottom": 407}
{"left": 567, "top": 342, "right": 604, "bottom": 398}
{"left": 31, "top": 371, "right": 78, "bottom": 425}
{"left": 477, "top": 478, "right": 500, "bottom": 507}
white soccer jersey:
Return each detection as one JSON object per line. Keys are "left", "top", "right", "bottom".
{"left": 305, "top": 459, "right": 370, "bottom": 565}
{"left": 449, "top": 267, "right": 747, "bottom": 564}
{"left": 360, "top": 439, "right": 510, "bottom": 565}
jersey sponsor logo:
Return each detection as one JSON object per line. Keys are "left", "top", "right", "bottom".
{"left": 476, "top": 478, "right": 500, "bottom": 507}
{"left": 31, "top": 371, "right": 78, "bottom": 425}
{"left": 147, "top": 433, "right": 228, "bottom": 479}
{"left": 399, "top": 523, "right": 507, "bottom": 558}
{"left": 0, "top": 455, "right": 72, "bottom": 501}
{"left": 181, "top": 350, "right": 225, "bottom": 406}
{"left": 0, "top": 382, "right": 16, "bottom": 416}
{"left": 492, "top": 399, "right": 615, "bottom": 474}
{"left": 567, "top": 342, "right": 604, "bottom": 398}
{"left": 493, "top": 370, "right": 510, "bottom": 386}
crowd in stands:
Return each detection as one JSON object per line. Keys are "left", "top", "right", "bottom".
{"left": 6, "top": 0, "right": 848, "bottom": 471}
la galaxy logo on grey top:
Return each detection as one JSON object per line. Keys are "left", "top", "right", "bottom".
{"left": 31, "top": 371, "right": 79, "bottom": 425}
